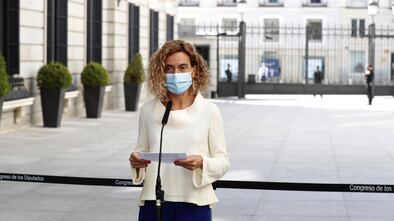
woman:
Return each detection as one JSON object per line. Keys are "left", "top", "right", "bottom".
{"left": 129, "top": 40, "right": 230, "bottom": 221}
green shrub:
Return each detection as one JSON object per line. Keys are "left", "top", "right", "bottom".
{"left": 37, "top": 62, "right": 72, "bottom": 89}
{"left": 81, "top": 62, "right": 110, "bottom": 87}
{"left": 124, "top": 53, "right": 145, "bottom": 83}
{"left": 0, "top": 55, "right": 11, "bottom": 96}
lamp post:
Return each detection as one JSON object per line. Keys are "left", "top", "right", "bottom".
{"left": 237, "top": 0, "right": 247, "bottom": 98}
{"left": 305, "top": 24, "right": 310, "bottom": 85}
{"left": 367, "top": 0, "right": 378, "bottom": 70}
{"left": 367, "top": 0, "right": 378, "bottom": 102}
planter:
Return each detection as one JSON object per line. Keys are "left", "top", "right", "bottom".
{"left": 124, "top": 82, "right": 141, "bottom": 111}
{"left": 83, "top": 86, "right": 105, "bottom": 118}
{"left": 247, "top": 74, "right": 256, "bottom": 83}
{"left": 40, "top": 88, "right": 66, "bottom": 128}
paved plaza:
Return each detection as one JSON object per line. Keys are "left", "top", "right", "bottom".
{"left": 1, "top": 94, "right": 394, "bottom": 221}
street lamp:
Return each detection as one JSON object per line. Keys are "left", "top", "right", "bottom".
{"left": 392, "top": 0, "right": 394, "bottom": 16}
{"left": 237, "top": 0, "right": 247, "bottom": 22}
{"left": 368, "top": 0, "right": 379, "bottom": 22}
{"left": 368, "top": 0, "right": 379, "bottom": 15}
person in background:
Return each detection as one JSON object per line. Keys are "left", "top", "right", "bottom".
{"left": 258, "top": 63, "right": 268, "bottom": 82}
{"left": 313, "top": 66, "right": 323, "bottom": 97}
{"left": 365, "top": 64, "right": 374, "bottom": 105}
{"left": 225, "top": 63, "right": 232, "bottom": 82}
{"left": 129, "top": 40, "right": 230, "bottom": 221}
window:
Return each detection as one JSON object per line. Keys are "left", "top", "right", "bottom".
{"left": 87, "top": 0, "right": 102, "bottom": 63}
{"left": 128, "top": 3, "right": 139, "bottom": 61}
{"left": 264, "top": 19, "right": 279, "bottom": 42}
{"left": 351, "top": 19, "right": 365, "bottom": 37}
{"left": 350, "top": 51, "right": 365, "bottom": 73}
{"left": 218, "top": 0, "right": 237, "bottom": 6}
{"left": 149, "top": 10, "right": 159, "bottom": 57}
{"left": 259, "top": 0, "right": 284, "bottom": 7}
{"left": 47, "top": 0, "right": 68, "bottom": 65}
{"left": 305, "top": 57, "right": 324, "bottom": 79}
{"left": 359, "top": 19, "right": 365, "bottom": 37}
{"left": 303, "top": 0, "right": 327, "bottom": 7}
{"left": 178, "top": 0, "right": 200, "bottom": 6}
{"left": 220, "top": 55, "right": 238, "bottom": 81}
{"left": 351, "top": 19, "right": 357, "bottom": 37}
{"left": 166, "top": 14, "right": 174, "bottom": 41}
{"left": 221, "top": 18, "right": 237, "bottom": 33}
{"left": 0, "top": 0, "right": 19, "bottom": 75}
{"left": 179, "top": 18, "right": 196, "bottom": 36}
{"left": 261, "top": 52, "right": 281, "bottom": 78}
{"left": 307, "top": 19, "right": 322, "bottom": 41}
{"left": 348, "top": 0, "right": 368, "bottom": 8}
{"left": 180, "top": 18, "right": 195, "bottom": 26}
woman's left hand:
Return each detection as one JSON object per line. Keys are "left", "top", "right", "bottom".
{"left": 174, "top": 155, "right": 203, "bottom": 171}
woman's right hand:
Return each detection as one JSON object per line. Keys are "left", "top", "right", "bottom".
{"left": 129, "top": 152, "right": 151, "bottom": 169}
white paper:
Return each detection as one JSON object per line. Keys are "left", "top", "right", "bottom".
{"left": 140, "top": 152, "right": 187, "bottom": 163}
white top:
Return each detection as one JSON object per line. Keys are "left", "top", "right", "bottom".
{"left": 131, "top": 93, "right": 230, "bottom": 206}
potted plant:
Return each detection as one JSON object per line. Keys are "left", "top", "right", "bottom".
{"left": 81, "top": 62, "right": 109, "bottom": 118}
{"left": 37, "top": 62, "right": 72, "bottom": 128}
{"left": 124, "top": 53, "right": 145, "bottom": 111}
{"left": 0, "top": 55, "right": 11, "bottom": 122}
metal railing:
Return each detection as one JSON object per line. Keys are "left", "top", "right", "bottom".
{"left": 179, "top": 23, "right": 394, "bottom": 86}
{"left": 4, "top": 76, "right": 31, "bottom": 101}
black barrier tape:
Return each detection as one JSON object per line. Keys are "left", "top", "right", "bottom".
{"left": 1, "top": 173, "right": 394, "bottom": 193}
{"left": 212, "top": 180, "right": 394, "bottom": 193}
{"left": 0, "top": 173, "right": 142, "bottom": 187}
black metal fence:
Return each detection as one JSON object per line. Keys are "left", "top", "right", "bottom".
{"left": 3, "top": 76, "right": 30, "bottom": 101}
{"left": 179, "top": 23, "right": 394, "bottom": 86}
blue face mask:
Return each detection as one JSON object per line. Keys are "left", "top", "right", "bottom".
{"left": 165, "top": 72, "right": 193, "bottom": 95}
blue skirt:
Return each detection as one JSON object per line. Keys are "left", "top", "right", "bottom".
{"left": 138, "top": 201, "right": 211, "bottom": 221}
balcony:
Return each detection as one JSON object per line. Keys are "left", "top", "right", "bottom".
{"left": 346, "top": 0, "right": 368, "bottom": 8}
{"left": 303, "top": 0, "right": 327, "bottom": 7}
{"left": 217, "top": 0, "right": 237, "bottom": 7}
{"left": 259, "top": 0, "right": 284, "bottom": 7}
{"left": 178, "top": 24, "right": 197, "bottom": 37}
{"left": 178, "top": 0, "right": 200, "bottom": 6}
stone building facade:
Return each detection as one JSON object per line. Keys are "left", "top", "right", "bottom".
{"left": 0, "top": 0, "right": 177, "bottom": 131}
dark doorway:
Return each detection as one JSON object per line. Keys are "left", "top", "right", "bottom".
{"left": 391, "top": 53, "right": 394, "bottom": 82}
{"left": 195, "top": 45, "right": 210, "bottom": 67}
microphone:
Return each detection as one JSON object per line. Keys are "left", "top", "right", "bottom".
{"left": 156, "top": 100, "right": 172, "bottom": 221}
{"left": 161, "top": 101, "right": 172, "bottom": 125}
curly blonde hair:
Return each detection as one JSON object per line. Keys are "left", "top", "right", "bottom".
{"left": 148, "top": 40, "right": 210, "bottom": 101}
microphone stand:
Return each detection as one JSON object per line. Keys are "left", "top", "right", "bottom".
{"left": 155, "top": 124, "right": 165, "bottom": 221}
{"left": 156, "top": 101, "right": 172, "bottom": 221}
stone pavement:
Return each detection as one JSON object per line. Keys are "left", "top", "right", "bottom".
{"left": 1, "top": 95, "right": 394, "bottom": 221}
